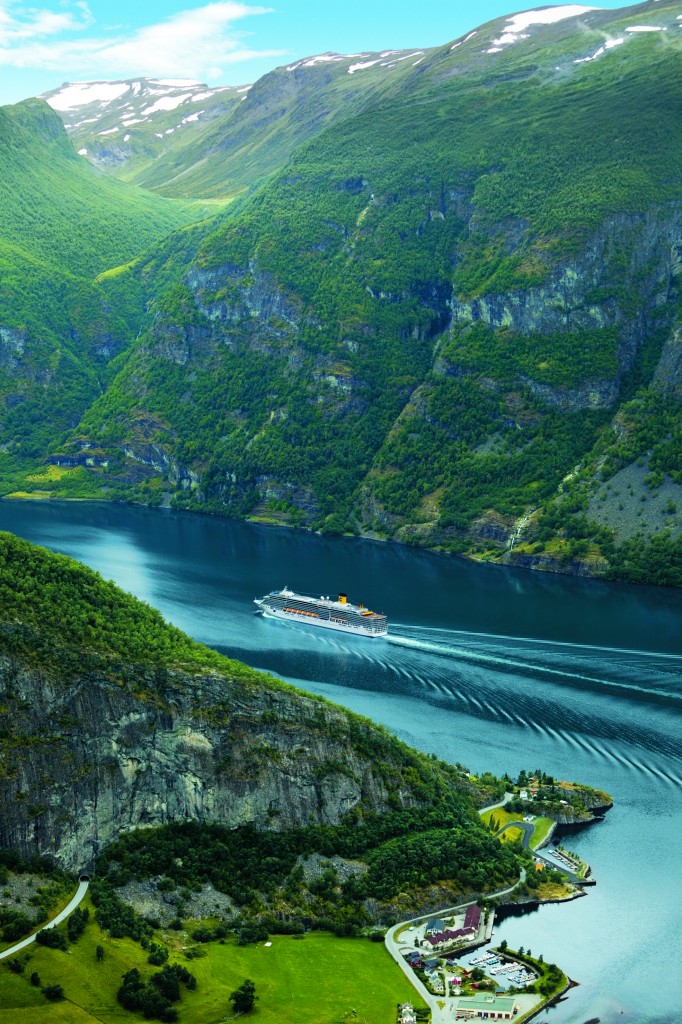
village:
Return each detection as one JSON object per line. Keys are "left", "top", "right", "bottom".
{"left": 386, "top": 788, "right": 583, "bottom": 1024}
{"left": 391, "top": 905, "right": 540, "bottom": 1022}
{"left": 389, "top": 897, "right": 571, "bottom": 1024}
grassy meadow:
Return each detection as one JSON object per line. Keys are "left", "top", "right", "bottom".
{"left": 0, "top": 911, "right": 424, "bottom": 1024}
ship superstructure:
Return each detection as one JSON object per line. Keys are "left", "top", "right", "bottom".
{"left": 254, "top": 588, "right": 388, "bottom": 637}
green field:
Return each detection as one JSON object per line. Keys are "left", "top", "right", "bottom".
{"left": 0, "top": 916, "right": 425, "bottom": 1024}
{"left": 481, "top": 808, "right": 553, "bottom": 850}
{"left": 529, "top": 818, "right": 554, "bottom": 849}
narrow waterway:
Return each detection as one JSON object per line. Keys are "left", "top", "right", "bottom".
{"left": 2, "top": 501, "right": 680, "bottom": 1024}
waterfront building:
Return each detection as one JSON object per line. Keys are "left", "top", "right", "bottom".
{"left": 454, "top": 993, "right": 517, "bottom": 1019}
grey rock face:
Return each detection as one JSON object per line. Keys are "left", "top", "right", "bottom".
{"left": 0, "top": 651, "right": 430, "bottom": 871}
{"left": 448, "top": 205, "right": 682, "bottom": 408}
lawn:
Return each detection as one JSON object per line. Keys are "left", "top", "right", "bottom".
{"left": 535, "top": 881, "right": 574, "bottom": 901}
{"left": 0, "top": 916, "right": 425, "bottom": 1024}
{"left": 530, "top": 818, "right": 554, "bottom": 848}
{"left": 498, "top": 826, "right": 524, "bottom": 845}
{"left": 481, "top": 808, "right": 553, "bottom": 850}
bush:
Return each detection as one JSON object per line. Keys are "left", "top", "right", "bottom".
{"left": 148, "top": 943, "right": 169, "bottom": 966}
{"left": 35, "top": 927, "right": 68, "bottom": 950}
{"left": 230, "top": 979, "right": 257, "bottom": 1014}
{"left": 42, "top": 984, "right": 65, "bottom": 1001}
{"left": 67, "top": 906, "right": 89, "bottom": 943}
{"left": 117, "top": 965, "right": 195, "bottom": 1022}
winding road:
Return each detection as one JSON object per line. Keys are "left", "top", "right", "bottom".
{"left": 493, "top": 821, "right": 585, "bottom": 884}
{"left": 0, "top": 878, "right": 89, "bottom": 961}
{"left": 385, "top": 793, "right": 588, "bottom": 1021}
{"left": 385, "top": 871, "right": 527, "bottom": 1024}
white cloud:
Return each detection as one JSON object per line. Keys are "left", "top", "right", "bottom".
{"left": 0, "top": 2, "right": 284, "bottom": 81}
{"left": 0, "top": 1, "right": 89, "bottom": 43}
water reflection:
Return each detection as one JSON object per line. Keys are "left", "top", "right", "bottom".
{"left": 1, "top": 500, "right": 681, "bottom": 1023}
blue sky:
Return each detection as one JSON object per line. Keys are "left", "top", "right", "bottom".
{"left": 0, "top": 0, "right": 636, "bottom": 104}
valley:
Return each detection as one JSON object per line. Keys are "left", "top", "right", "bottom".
{"left": 0, "top": 3, "right": 681, "bottom": 1023}
{"left": 0, "top": 499, "right": 680, "bottom": 1024}
{"left": 0, "top": 1, "right": 679, "bottom": 585}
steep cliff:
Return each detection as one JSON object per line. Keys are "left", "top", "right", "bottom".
{"left": 0, "top": 533, "right": 488, "bottom": 870}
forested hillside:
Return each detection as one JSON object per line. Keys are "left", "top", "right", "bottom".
{"left": 2, "top": 1, "right": 682, "bottom": 585}
{"left": 0, "top": 98, "right": 211, "bottom": 481}
{"left": 0, "top": 531, "right": 511, "bottom": 908}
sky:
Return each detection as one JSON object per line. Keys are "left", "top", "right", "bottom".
{"left": 0, "top": 0, "right": 641, "bottom": 105}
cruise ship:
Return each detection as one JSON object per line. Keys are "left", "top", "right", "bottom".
{"left": 254, "top": 588, "right": 388, "bottom": 637}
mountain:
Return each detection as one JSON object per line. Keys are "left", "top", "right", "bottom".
{"left": 42, "top": 49, "right": 433, "bottom": 200}
{"left": 3, "top": 1, "right": 682, "bottom": 586}
{"left": 0, "top": 531, "right": 506, "bottom": 887}
{"left": 0, "top": 97, "right": 214, "bottom": 482}
{"left": 43, "top": 77, "right": 245, "bottom": 196}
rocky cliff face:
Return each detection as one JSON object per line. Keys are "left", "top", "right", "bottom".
{"left": 448, "top": 204, "right": 682, "bottom": 408}
{"left": 0, "top": 638, "right": 454, "bottom": 871}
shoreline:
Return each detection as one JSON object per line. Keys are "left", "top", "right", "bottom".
{"left": 1, "top": 492, "right": 678, "bottom": 594}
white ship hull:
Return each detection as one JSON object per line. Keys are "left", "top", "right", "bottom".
{"left": 255, "top": 599, "right": 387, "bottom": 638}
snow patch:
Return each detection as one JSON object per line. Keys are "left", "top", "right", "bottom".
{"left": 574, "top": 36, "right": 624, "bottom": 62}
{"left": 287, "top": 53, "right": 347, "bottom": 71}
{"left": 155, "top": 132, "right": 163, "bottom": 139}
{"left": 182, "top": 112, "right": 203, "bottom": 123}
{"left": 141, "top": 94, "right": 192, "bottom": 115}
{"left": 121, "top": 118, "right": 144, "bottom": 126}
{"left": 489, "top": 5, "right": 597, "bottom": 49}
{"left": 191, "top": 90, "right": 216, "bottom": 102}
{"left": 47, "top": 81, "right": 130, "bottom": 111}
{"left": 380, "top": 51, "right": 424, "bottom": 67}
{"left": 452, "top": 30, "right": 477, "bottom": 50}
{"left": 152, "top": 78, "right": 201, "bottom": 86}
{"left": 348, "top": 59, "right": 382, "bottom": 74}
{"left": 123, "top": 134, "right": 130, "bottom": 142}
{"left": 98, "top": 127, "right": 119, "bottom": 135}
{"left": 165, "top": 128, "right": 174, "bottom": 134}
{"left": 77, "top": 148, "right": 87, "bottom": 155}
{"left": 625, "top": 25, "right": 667, "bottom": 32}
{"left": 237, "top": 85, "right": 252, "bottom": 93}
{"left": 74, "top": 117, "right": 99, "bottom": 126}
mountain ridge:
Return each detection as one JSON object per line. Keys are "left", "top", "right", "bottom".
{"left": 1, "top": 0, "right": 681, "bottom": 586}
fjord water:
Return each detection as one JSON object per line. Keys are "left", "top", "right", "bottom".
{"left": 2, "top": 501, "right": 681, "bottom": 1024}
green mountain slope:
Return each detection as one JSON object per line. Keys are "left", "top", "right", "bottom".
{"left": 0, "top": 99, "right": 202, "bottom": 276}
{"left": 5, "top": 1, "right": 682, "bottom": 586}
{"left": 0, "top": 98, "right": 213, "bottom": 478}
{"left": 44, "top": 50, "right": 434, "bottom": 200}
{"left": 0, "top": 531, "right": 509, "bottom": 895}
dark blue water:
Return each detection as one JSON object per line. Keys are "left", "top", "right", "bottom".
{"left": 2, "top": 501, "right": 681, "bottom": 1024}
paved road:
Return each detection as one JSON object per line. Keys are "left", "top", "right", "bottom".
{"left": 478, "top": 791, "right": 513, "bottom": 816}
{"left": 0, "top": 879, "right": 89, "bottom": 961}
{"left": 496, "top": 820, "right": 535, "bottom": 849}
{"left": 494, "top": 822, "right": 585, "bottom": 883}
{"left": 385, "top": 873, "right": 526, "bottom": 1024}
